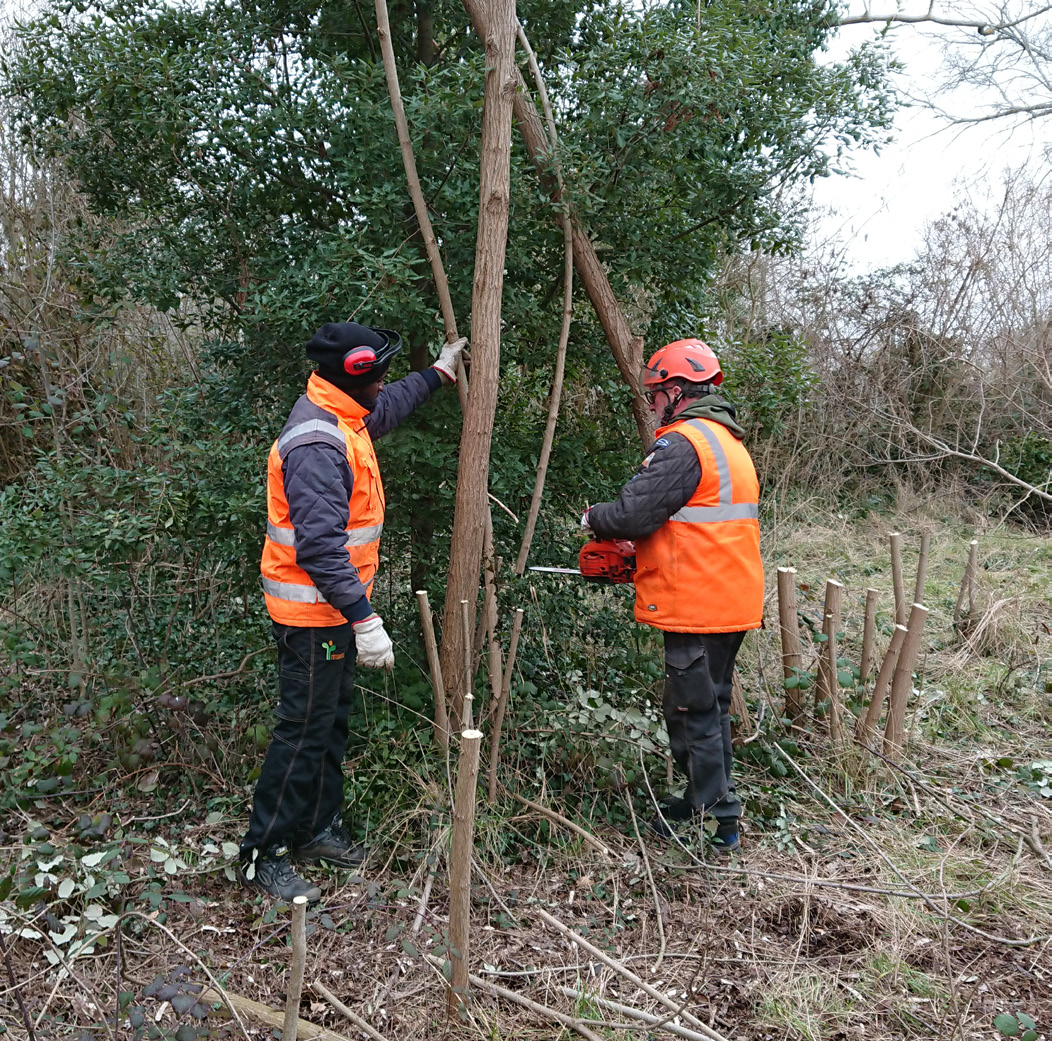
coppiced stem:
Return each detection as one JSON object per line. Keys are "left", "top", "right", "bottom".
{"left": 914, "top": 531, "right": 930, "bottom": 605}
{"left": 282, "top": 896, "right": 308, "bottom": 1041}
{"left": 855, "top": 623, "right": 908, "bottom": 747}
{"left": 819, "top": 580, "right": 845, "bottom": 746}
{"left": 883, "top": 604, "right": 929, "bottom": 759}
{"left": 448, "top": 728, "right": 483, "bottom": 1017}
{"left": 860, "top": 587, "right": 878, "bottom": 686}
{"left": 487, "top": 607, "right": 524, "bottom": 803}
{"left": 954, "top": 539, "right": 979, "bottom": 625}
{"left": 730, "top": 670, "right": 751, "bottom": 746}
{"left": 776, "top": 567, "right": 805, "bottom": 723}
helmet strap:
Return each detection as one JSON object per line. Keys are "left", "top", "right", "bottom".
{"left": 660, "top": 387, "right": 682, "bottom": 426}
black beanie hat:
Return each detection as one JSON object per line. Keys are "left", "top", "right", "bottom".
{"left": 306, "top": 322, "right": 401, "bottom": 386}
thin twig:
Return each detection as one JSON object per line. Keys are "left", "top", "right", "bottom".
{"left": 505, "top": 790, "right": 613, "bottom": 857}
{"left": 314, "top": 982, "right": 393, "bottom": 1041}
{"left": 627, "top": 751, "right": 665, "bottom": 971}
{"left": 179, "top": 647, "right": 272, "bottom": 688}
{"left": 412, "top": 866, "right": 438, "bottom": 936}
{"left": 487, "top": 608, "right": 524, "bottom": 803}
{"left": 415, "top": 589, "right": 448, "bottom": 749}
{"left": 513, "top": 21, "right": 573, "bottom": 575}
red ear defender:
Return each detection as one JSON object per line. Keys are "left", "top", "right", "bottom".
{"left": 343, "top": 346, "right": 377, "bottom": 376}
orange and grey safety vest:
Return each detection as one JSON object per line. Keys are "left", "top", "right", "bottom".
{"left": 634, "top": 417, "right": 763, "bottom": 633}
{"left": 260, "top": 373, "right": 385, "bottom": 626}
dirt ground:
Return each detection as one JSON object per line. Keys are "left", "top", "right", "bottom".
{"left": 5, "top": 786, "right": 1051, "bottom": 1041}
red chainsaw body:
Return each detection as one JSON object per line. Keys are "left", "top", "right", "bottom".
{"left": 578, "top": 539, "right": 636, "bottom": 584}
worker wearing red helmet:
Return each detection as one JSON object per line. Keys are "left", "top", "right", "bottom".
{"left": 240, "top": 321, "right": 466, "bottom": 902}
{"left": 584, "top": 338, "right": 763, "bottom": 854}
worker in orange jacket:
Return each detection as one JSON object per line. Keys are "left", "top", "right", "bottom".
{"left": 584, "top": 339, "right": 763, "bottom": 854}
{"left": 239, "top": 321, "right": 465, "bottom": 901}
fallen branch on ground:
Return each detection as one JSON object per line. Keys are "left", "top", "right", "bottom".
{"left": 532, "top": 905, "right": 732, "bottom": 1041}
{"left": 557, "top": 985, "right": 723, "bottom": 1041}
{"left": 505, "top": 790, "right": 613, "bottom": 858}
{"left": 423, "top": 954, "right": 604, "bottom": 1041}
{"left": 198, "top": 986, "right": 351, "bottom": 1041}
{"left": 314, "top": 982, "right": 392, "bottom": 1041}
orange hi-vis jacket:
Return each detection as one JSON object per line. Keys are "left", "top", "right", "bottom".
{"left": 260, "top": 373, "right": 385, "bottom": 627}
{"left": 634, "top": 417, "right": 763, "bottom": 634}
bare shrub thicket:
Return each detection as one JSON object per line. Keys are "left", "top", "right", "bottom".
{"left": 716, "top": 172, "right": 1052, "bottom": 519}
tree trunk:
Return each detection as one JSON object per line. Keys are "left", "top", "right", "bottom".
{"left": 439, "top": 0, "right": 516, "bottom": 723}
{"left": 458, "top": 0, "right": 652, "bottom": 448}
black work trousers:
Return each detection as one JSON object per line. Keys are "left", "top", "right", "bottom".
{"left": 241, "top": 623, "right": 357, "bottom": 856}
{"left": 662, "top": 629, "right": 746, "bottom": 824}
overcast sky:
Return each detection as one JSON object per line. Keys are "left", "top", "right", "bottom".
{"left": 809, "top": 6, "right": 1050, "bottom": 273}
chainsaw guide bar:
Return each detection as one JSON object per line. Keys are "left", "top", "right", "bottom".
{"left": 528, "top": 539, "right": 636, "bottom": 584}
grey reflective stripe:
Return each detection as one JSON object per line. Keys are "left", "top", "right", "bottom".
{"left": 266, "top": 520, "right": 382, "bottom": 547}
{"left": 671, "top": 502, "right": 759, "bottom": 522}
{"left": 684, "top": 419, "right": 733, "bottom": 504}
{"left": 345, "top": 523, "right": 383, "bottom": 547}
{"left": 277, "top": 419, "right": 346, "bottom": 458}
{"left": 266, "top": 521, "right": 296, "bottom": 546}
{"left": 668, "top": 419, "right": 757, "bottom": 524}
{"left": 261, "top": 576, "right": 330, "bottom": 604}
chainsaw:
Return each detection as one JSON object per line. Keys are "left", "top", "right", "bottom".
{"left": 529, "top": 539, "right": 636, "bottom": 584}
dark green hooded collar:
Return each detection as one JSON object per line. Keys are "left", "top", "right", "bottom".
{"left": 670, "top": 394, "right": 746, "bottom": 439}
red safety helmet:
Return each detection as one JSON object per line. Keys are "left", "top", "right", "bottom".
{"left": 642, "top": 338, "right": 722, "bottom": 388}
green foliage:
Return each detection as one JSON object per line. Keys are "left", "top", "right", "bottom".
{"left": 1000, "top": 432, "right": 1052, "bottom": 521}
{"left": 0, "top": 0, "right": 898, "bottom": 705}
{"left": 994, "top": 1012, "right": 1039, "bottom": 1041}
{"left": 721, "top": 327, "right": 820, "bottom": 442}
{"left": 560, "top": 0, "right": 895, "bottom": 340}
{"left": 1016, "top": 760, "right": 1052, "bottom": 798}
{"left": 4, "top": 0, "right": 894, "bottom": 394}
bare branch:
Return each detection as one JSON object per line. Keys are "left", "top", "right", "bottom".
{"left": 837, "top": 5, "right": 1052, "bottom": 34}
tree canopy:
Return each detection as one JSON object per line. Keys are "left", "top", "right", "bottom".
{"left": 6, "top": 0, "right": 895, "bottom": 404}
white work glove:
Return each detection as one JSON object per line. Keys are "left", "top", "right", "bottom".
{"left": 580, "top": 508, "right": 594, "bottom": 536}
{"left": 352, "top": 614, "right": 395, "bottom": 670}
{"left": 432, "top": 337, "right": 468, "bottom": 384}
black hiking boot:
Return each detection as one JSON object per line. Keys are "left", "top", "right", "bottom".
{"left": 237, "top": 846, "right": 322, "bottom": 903}
{"left": 709, "top": 819, "right": 741, "bottom": 855}
{"left": 650, "top": 794, "right": 697, "bottom": 839}
{"left": 295, "top": 820, "right": 369, "bottom": 870}
{"left": 652, "top": 799, "right": 742, "bottom": 855}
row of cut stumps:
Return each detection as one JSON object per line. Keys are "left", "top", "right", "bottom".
{"left": 776, "top": 533, "right": 981, "bottom": 758}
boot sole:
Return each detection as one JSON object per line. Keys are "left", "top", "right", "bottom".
{"left": 236, "top": 865, "right": 322, "bottom": 904}
{"left": 294, "top": 852, "right": 369, "bottom": 870}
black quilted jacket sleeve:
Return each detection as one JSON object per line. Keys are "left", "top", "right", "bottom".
{"left": 587, "top": 432, "right": 701, "bottom": 540}
{"left": 364, "top": 369, "right": 442, "bottom": 439}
